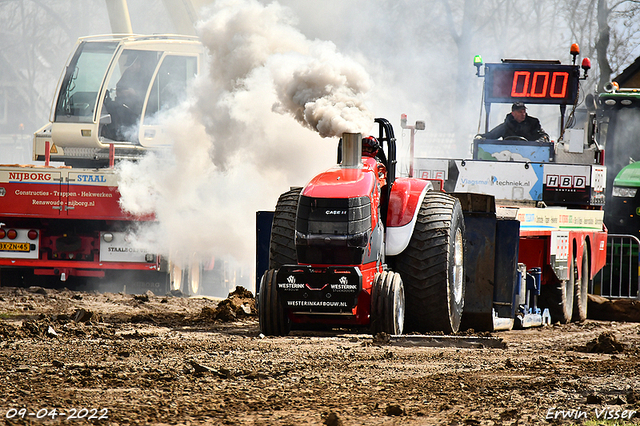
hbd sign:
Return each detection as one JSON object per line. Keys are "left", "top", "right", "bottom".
{"left": 542, "top": 165, "right": 592, "bottom": 206}
{"left": 545, "top": 174, "right": 586, "bottom": 189}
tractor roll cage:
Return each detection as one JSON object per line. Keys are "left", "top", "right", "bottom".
{"left": 373, "top": 117, "right": 397, "bottom": 200}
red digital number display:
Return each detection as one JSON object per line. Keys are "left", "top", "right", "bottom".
{"left": 510, "top": 70, "right": 568, "bottom": 98}
{"left": 485, "top": 63, "right": 578, "bottom": 105}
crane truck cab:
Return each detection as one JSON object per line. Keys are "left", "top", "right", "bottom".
{"left": 33, "top": 34, "right": 204, "bottom": 167}
{"left": 0, "top": 34, "right": 208, "bottom": 294}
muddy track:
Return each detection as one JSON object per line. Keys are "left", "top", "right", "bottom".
{"left": 0, "top": 286, "right": 639, "bottom": 425}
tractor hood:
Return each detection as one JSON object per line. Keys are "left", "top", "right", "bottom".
{"left": 295, "top": 132, "right": 381, "bottom": 265}
{"left": 296, "top": 167, "right": 376, "bottom": 265}
{"left": 302, "top": 165, "right": 377, "bottom": 199}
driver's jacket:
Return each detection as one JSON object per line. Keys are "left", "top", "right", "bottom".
{"left": 481, "top": 113, "right": 550, "bottom": 142}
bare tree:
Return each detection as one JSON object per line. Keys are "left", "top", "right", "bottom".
{"left": 596, "top": 0, "right": 614, "bottom": 92}
{"left": 561, "top": 0, "right": 640, "bottom": 92}
{"left": 0, "top": 0, "right": 175, "bottom": 136}
{"left": 0, "top": 1, "right": 101, "bottom": 134}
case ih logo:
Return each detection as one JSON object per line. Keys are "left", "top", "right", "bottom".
{"left": 325, "top": 210, "right": 346, "bottom": 215}
{"left": 546, "top": 175, "right": 586, "bottom": 189}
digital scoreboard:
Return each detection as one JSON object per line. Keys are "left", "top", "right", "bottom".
{"left": 484, "top": 62, "right": 580, "bottom": 105}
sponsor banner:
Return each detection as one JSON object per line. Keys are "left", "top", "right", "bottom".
{"left": 453, "top": 161, "right": 544, "bottom": 201}
{"left": 1, "top": 170, "right": 59, "bottom": 184}
{"left": 0, "top": 169, "right": 63, "bottom": 217}
{"left": 275, "top": 265, "right": 362, "bottom": 312}
{"left": 0, "top": 167, "right": 133, "bottom": 219}
{"left": 414, "top": 159, "right": 602, "bottom": 207}
{"left": 516, "top": 207, "right": 604, "bottom": 230}
{"left": 66, "top": 171, "right": 121, "bottom": 218}
{"left": 542, "top": 163, "right": 595, "bottom": 205}
{"left": 286, "top": 300, "right": 350, "bottom": 308}
{"left": 415, "top": 159, "right": 544, "bottom": 200}
{"left": 415, "top": 159, "right": 450, "bottom": 181}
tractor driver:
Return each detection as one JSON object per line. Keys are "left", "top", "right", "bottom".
{"left": 479, "top": 102, "right": 550, "bottom": 143}
{"left": 362, "top": 136, "right": 387, "bottom": 185}
{"left": 362, "top": 135, "right": 387, "bottom": 162}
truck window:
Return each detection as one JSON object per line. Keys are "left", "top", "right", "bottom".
{"left": 54, "top": 41, "right": 118, "bottom": 123}
{"left": 101, "top": 49, "right": 160, "bottom": 142}
{"left": 144, "top": 55, "right": 198, "bottom": 121}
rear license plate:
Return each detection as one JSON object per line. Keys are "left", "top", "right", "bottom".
{"left": 0, "top": 242, "right": 30, "bottom": 252}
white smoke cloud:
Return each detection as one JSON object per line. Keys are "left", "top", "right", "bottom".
{"left": 269, "top": 41, "right": 374, "bottom": 137}
{"left": 115, "top": 0, "right": 374, "bottom": 280}
{"left": 197, "top": 0, "right": 373, "bottom": 146}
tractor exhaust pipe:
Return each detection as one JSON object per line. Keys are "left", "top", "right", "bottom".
{"left": 341, "top": 132, "right": 362, "bottom": 168}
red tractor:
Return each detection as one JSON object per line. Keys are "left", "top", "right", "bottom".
{"left": 258, "top": 118, "right": 465, "bottom": 335}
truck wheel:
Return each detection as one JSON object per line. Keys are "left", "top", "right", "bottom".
{"left": 572, "top": 245, "right": 590, "bottom": 322}
{"left": 186, "top": 262, "right": 202, "bottom": 296}
{"left": 540, "top": 274, "right": 574, "bottom": 324}
{"left": 169, "top": 263, "right": 183, "bottom": 292}
{"left": 258, "top": 269, "right": 291, "bottom": 336}
{"left": 395, "top": 193, "right": 465, "bottom": 334}
{"left": 269, "top": 188, "right": 302, "bottom": 269}
{"left": 371, "top": 271, "right": 405, "bottom": 335}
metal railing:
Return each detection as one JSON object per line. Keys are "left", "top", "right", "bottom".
{"left": 592, "top": 234, "right": 640, "bottom": 299}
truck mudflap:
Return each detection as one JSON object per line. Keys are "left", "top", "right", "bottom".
{"left": 276, "top": 265, "right": 362, "bottom": 313}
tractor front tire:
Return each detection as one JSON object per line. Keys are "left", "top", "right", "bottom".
{"left": 396, "top": 192, "right": 465, "bottom": 334}
{"left": 258, "top": 269, "right": 291, "bottom": 336}
{"left": 269, "top": 188, "right": 302, "bottom": 270}
{"left": 371, "top": 271, "right": 405, "bottom": 335}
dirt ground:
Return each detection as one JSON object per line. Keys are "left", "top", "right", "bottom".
{"left": 0, "top": 285, "right": 639, "bottom": 426}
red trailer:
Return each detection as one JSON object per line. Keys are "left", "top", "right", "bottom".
{"left": 0, "top": 34, "right": 206, "bottom": 294}
{"left": 0, "top": 165, "right": 170, "bottom": 293}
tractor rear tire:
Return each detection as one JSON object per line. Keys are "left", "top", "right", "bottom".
{"left": 572, "top": 245, "right": 590, "bottom": 322}
{"left": 395, "top": 192, "right": 465, "bottom": 334}
{"left": 371, "top": 271, "right": 405, "bottom": 335}
{"left": 269, "top": 188, "right": 302, "bottom": 270}
{"left": 258, "top": 269, "right": 291, "bottom": 336}
{"left": 540, "top": 272, "right": 574, "bottom": 324}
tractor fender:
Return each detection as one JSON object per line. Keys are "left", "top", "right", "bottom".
{"left": 386, "top": 178, "right": 433, "bottom": 256}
